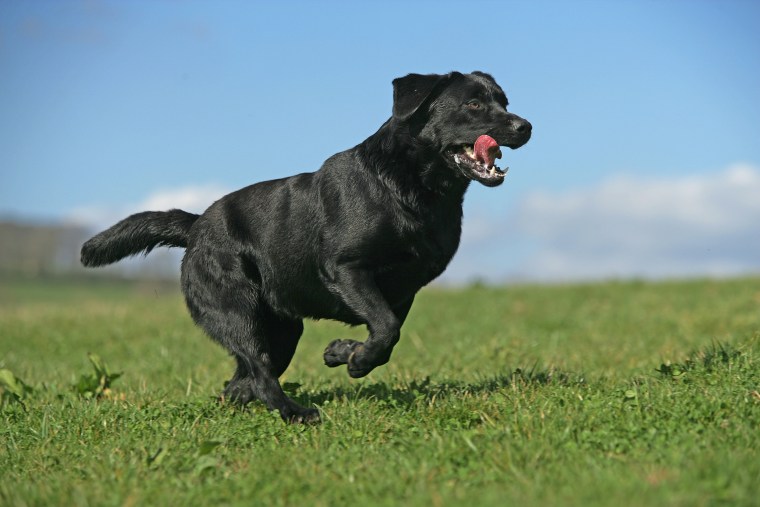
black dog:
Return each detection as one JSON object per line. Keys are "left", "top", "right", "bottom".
{"left": 81, "top": 71, "right": 531, "bottom": 423}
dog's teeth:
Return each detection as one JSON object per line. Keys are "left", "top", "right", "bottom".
{"left": 454, "top": 155, "right": 460, "bottom": 164}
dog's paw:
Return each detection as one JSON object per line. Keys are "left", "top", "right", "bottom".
{"left": 346, "top": 346, "right": 376, "bottom": 378}
{"left": 221, "top": 378, "right": 256, "bottom": 405}
{"left": 323, "top": 339, "right": 362, "bottom": 367}
{"left": 347, "top": 344, "right": 395, "bottom": 378}
{"left": 281, "top": 406, "right": 321, "bottom": 425}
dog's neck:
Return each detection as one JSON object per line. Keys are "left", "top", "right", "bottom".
{"left": 357, "top": 119, "right": 470, "bottom": 208}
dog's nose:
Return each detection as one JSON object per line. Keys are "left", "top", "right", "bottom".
{"left": 512, "top": 118, "right": 532, "bottom": 135}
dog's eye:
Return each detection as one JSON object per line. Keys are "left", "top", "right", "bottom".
{"left": 465, "top": 100, "right": 481, "bottom": 110}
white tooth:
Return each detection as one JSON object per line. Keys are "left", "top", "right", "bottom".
{"left": 454, "top": 155, "right": 460, "bottom": 164}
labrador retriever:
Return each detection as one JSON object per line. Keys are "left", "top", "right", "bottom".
{"left": 81, "top": 71, "right": 532, "bottom": 423}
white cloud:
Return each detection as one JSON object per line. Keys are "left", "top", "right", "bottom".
{"left": 137, "top": 185, "right": 228, "bottom": 215}
{"left": 66, "top": 184, "right": 228, "bottom": 230}
{"left": 508, "top": 164, "right": 760, "bottom": 281}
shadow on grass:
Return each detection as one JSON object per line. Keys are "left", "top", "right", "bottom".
{"left": 655, "top": 341, "right": 746, "bottom": 379}
{"left": 147, "top": 341, "right": 751, "bottom": 419}
{"left": 287, "top": 365, "right": 586, "bottom": 410}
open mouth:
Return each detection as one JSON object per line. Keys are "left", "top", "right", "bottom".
{"left": 449, "top": 135, "right": 508, "bottom": 187}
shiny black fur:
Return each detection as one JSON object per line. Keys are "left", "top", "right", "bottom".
{"left": 81, "top": 71, "right": 532, "bottom": 423}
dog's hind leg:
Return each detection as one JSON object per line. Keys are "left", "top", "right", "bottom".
{"left": 183, "top": 255, "right": 318, "bottom": 423}
{"left": 267, "top": 317, "right": 305, "bottom": 378}
{"left": 223, "top": 317, "right": 302, "bottom": 402}
{"left": 216, "top": 314, "right": 317, "bottom": 424}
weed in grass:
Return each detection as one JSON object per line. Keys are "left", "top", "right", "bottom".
{"left": 0, "top": 368, "right": 33, "bottom": 409}
{"left": 72, "top": 353, "right": 123, "bottom": 399}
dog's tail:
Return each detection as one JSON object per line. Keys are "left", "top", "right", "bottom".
{"left": 80, "top": 209, "right": 200, "bottom": 267}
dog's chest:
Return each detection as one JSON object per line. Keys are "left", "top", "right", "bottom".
{"left": 391, "top": 204, "right": 463, "bottom": 281}
{"left": 374, "top": 220, "right": 459, "bottom": 305}
{"left": 417, "top": 219, "right": 461, "bottom": 273}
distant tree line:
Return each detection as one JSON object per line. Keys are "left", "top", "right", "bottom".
{"left": 0, "top": 220, "right": 179, "bottom": 279}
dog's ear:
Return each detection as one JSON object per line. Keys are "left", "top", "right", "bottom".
{"left": 471, "top": 71, "right": 496, "bottom": 83}
{"left": 392, "top": 72, "right": 461, "bottom": 121}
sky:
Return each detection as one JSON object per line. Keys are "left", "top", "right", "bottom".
{"left": 1, "top": 0, "right": 759, "bottom": 283}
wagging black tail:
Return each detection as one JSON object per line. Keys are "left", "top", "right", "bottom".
{"left": 81, "top": 209, "right": 200, "bottom": 267}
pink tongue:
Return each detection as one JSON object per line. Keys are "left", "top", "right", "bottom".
{"left": 474, "top": 135, "right": 501, "bottom": 167}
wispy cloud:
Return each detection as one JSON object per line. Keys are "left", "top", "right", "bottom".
{"left": 67, "top": 184, "right": 228, "bottom": 230}
{"left": 501, "top": 164, "right": 760, "bottom": 281}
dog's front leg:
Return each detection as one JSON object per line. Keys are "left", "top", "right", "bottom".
{"left": 326, "top": 264, "right": 401, "bottom": 378}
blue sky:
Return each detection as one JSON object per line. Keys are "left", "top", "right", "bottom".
{"left": 2, "top": 0, "right": 759, "bottom": 282}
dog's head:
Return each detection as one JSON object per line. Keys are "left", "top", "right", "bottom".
{"left": 392, "top": 71, "right": 532, "bottom": 187}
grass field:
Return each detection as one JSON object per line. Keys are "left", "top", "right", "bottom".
{"left": 1, "top": 275, "right": 759, "bottom": 506}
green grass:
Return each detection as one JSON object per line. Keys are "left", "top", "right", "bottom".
{"left": 1, "top": 276, "right": 759, "bottom": 506}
